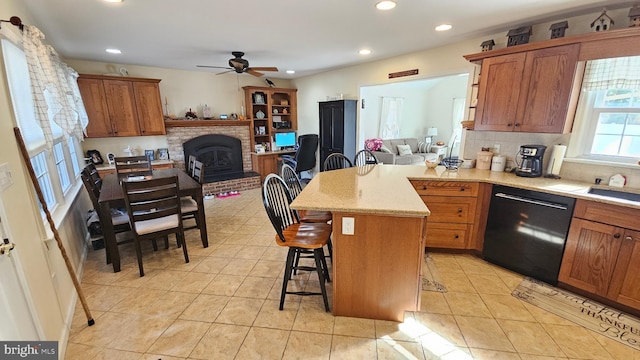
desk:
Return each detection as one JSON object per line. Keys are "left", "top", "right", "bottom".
{"left": 98, "top": 168, "right": 208, "bottom": 272}
{"left": 251, "top": 150, "right": 295, "bottom": 180}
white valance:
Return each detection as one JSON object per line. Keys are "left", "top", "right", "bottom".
{"left": 583, "top": 56, "right": 640, "bottom": 91}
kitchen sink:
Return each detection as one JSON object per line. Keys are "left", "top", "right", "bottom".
{"left": 588, "top": 187, "right": 640, "bottom": 202}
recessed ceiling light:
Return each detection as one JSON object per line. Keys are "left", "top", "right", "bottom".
{"left": 376, "top": 1, "right": 396, "bottom": 10}
{"left": 286, "top": 70, "right": 295, "bottom": 74}
{"left": 104, "top": 0, "right": 123, "bottom": 3}
{"left": 105, "top": 48, "right": 122, "bottom": 54}
{"left": 435, "top": 24, "right": 453, "bottom": 32}
{"left": 359, "top": 49, "right": 371, "bottom": 55}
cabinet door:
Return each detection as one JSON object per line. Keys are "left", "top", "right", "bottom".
{"left": 133, "top": 81, "right": 165, "bottom": 135}
{"left": 103, "top": 80, "right": 140, "bottom": 137}
{"left": 475, "top": 52, "right": 526, "bottom": 131}
{"left": 78, "top": 78, "right": 114, "bottom": 137}
{"left": 425, "top": 223, "right": 469, "bottom": 249}
{"left": 558, "top": 218, "right": 623, "bottom": 296}
{"left": 607, "top": 230, "right": 640, "bottom": 309}
{"left": 516, "top": 44, "right": 579, "bottom": 133}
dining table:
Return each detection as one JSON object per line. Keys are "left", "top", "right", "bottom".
{"left": 98, "top": 168, "right": 209, "bottom": 272}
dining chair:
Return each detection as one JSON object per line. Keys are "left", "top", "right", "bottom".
{"left": 187, "top": 155, "right": 196, "bottom": 176}
{"left": 262, "top": 174, "right": 332, "bottom": 311}
{"left": 354, "top": 149, "right": 379, "bottom": 166}
{"left": 192, "top": 160, "right": 204, "bottom": 183}
{"left": 181, "top": 160, "right": 204, "bottom": 231}
{"left": 121, "top": 175, "right": 188, "bottom": 276}
{"left": 323, "top": 153, "right": 353, "bottom": 171}
{"left": 85, "top": 162, "right": 103, "bottom": 190}
{"left": 81, "top": 166, "right": 131, "bottom": 264}
{"left": 115, "top": 155, "right": 153, "bottom": 178}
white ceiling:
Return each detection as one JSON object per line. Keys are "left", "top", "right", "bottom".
{"left": 21, "top": 0, "right": 635, "bottom": 78}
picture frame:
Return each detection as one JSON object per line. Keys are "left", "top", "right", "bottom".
{"left": 258, "top": 126, "right": 266, "bottom": 135}
{"left": 253, "top": 92, "right": 265, "bottom": 104}
{"left": 144, "top": 149, "right": 155, "bottom": 161}
{"left": 157, "top": 148, "right": 169, "bottom": 160}
{"left": 220, "top": 114, "right": 228, "bottom": 120}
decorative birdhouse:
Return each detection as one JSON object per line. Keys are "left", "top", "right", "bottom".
{"left": 549, "top": 21, "right": 569, "bottom": 39}
{"left": 629, "top": 6, "right": 640, "bottom": 27}
{"left": 591, "top": 9, "right": 614, "bottom": 31}
{"left": 507, "top": 26, "right": 532, "bottom": 47}
{"left": 480, "top": 39, "right": 495, "bottom": 52}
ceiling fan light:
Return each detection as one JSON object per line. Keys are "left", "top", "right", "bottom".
{"left": 359, "top": 49, "right": 372, "bottom": 55}
{"left": 286, "top": 70, "right": 295, "bottom": 74}
{"left": 103, "top": 0, "right": 123, "bottom": 3}
{"left": 435, "top": 24, "right": 453, "bottom": 31}
{"left": 376, "top": 1, "right": 396, "bottom": 10}
{"left": 105, "top": 48, "right": 121, "bottom": 54}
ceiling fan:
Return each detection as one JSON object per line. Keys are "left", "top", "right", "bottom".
{"left": 197, "top": 51, "right": 278, "bottom": 77}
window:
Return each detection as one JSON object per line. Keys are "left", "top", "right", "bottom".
{"left": 30, "top": 152, "right": 55, "bottom": 209}
{"left": 589, "top": 89, "right": 640, "bottom": 157}
{"left": 53, "top": 142, "right": 71, "bottom": 192}
{"left": 68, "top": 137, "right": 81, "bottom": 176}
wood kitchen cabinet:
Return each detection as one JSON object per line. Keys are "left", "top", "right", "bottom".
{"left": 558, "top": 199, "right": 640, "bottom": 310}
{"left": 243, "top": 86, "right": 297, "bottom": 151}
{"left": 78, "top": 74, "right": 165, "bottom": 138}
{"left": 473, "top": 44, "right": 579, "bottom": 133}
{"left": 411, "top": 181, "right": 486, "bottom": 250}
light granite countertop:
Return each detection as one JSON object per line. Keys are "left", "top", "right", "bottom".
{"left": 291, "top": 164, "right": 640, "bottom": 216}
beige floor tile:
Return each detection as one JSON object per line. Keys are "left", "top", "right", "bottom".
{"left": 219, "top": 258, "right": 258, "bottom": 276}
{"left": 70, "top": 311, "right": 128, "bottom": 348}
{"left": 455, "top": 256, "right": 498, "bottom": 275}
{"left": 233, "top": 224, "right": 263, "bottom": 235}
{"left": 190, "top": 323, "right": 250, "bottom": 360}
{"left": 250, "top": 259, "right": 285, "bottom": 278}
{"left": 455, "top": 315, "right": 515, "bottom": 352}
{"left": 215, "top": 297, "right": 264, "bottom": 325}
{"left": 65, "top": 343, "right": 143, "bottom": 360}
{"left": 430, "top": 254, "right": 465, "bottom": 274}
{"left": 444, "top": 292, "right": 493, "bottom": 318}
{"left": 190, "top": 256, "right": 231, "bottom": 274}
{"left": 292, "top": 302, "right": 335, "bottom": 334}
{"left": 420, "top": 291, "right": 452, "bottom": 314}
{"left": 202, "top": 273, "right": 244, "bottom": 296}
{"left": 469, "top": 348, "right": 522, "bottom": 359}
{"left": 439, "top": 272, "right": 476, "bottom": 293}
{"left": 282, "top": 331, "right": 332, "bottom": 360}
{"left": 234, "top": 245, "right": 268, "bottom": 259}
{"left": 110, "top": 313, "right": 175, "bottom": 352}
{"left": 209, "top": 243, "right": 243, "bottom": 257}
{"left": 521, "top": 303, "right": 575, "bottom": 326}
{"left": 424, "top": 346, "right": 472, "bottom": 360}
{"left": 492, "top": 266, "right": 525, "bottom": 290}
{"left": 480, "top": 293, "right": 536, "bottom": 321}
{"left": 179, "top": 294, "right": 230, "bottom": 322}
{"left": 498, "top": 319, "right": 565, "bottom": 357}
{"left": 330, "top": 335, "right": 377, "bottom": 360}
{"left": 592, "top": 333, "right": 640, "bottom": 360}
{"left": 234, "top": 275, "right": 276, "bottom": 299}
{"left": 83, "top": 284, "right": 136, "bottom": 312}
{"left": 169, "top": 271, "right": 215, "bottom": 293}
{"left": 467, "top": 273, "right": 512, "bottom": 295}
{"left": 542, "top": 323, "right": 613, "bottom": 360}
{"left": 518, "top": 355, "right": 570, "bottom": 360}
{"left": 253, "top": 299, "right": 299, "bottom": 330}
{"left": 146, "top": 319, "right": 210, "bottom": 357}
{"left": 141, "top": 354, "right": 184, "bottom": 360}
{"left": 333, "top": 316, "right": 376, "bottom": 338}
{"left": 377, "top": 338, "right": 426, "bottom": 360}
{"left": 110, "top": 288, "right": 196, "bottom": 319}
{"left": 375, "top": 315, "right": 425, "bottom": 342}
{"left": 414, "top": 312, "right": 467, "bottom": 347}
{"left": 139, "top": 269, "right": 188, "bottom": 290}
{"left": 262, "top": 246, "right": 290, "bottom": 261}
{"left": 235, "top": 327, "right": 290, "bottom": 359}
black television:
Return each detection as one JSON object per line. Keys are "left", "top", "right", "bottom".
{"left": 274, "top": 131, "right": 296, "bottom": 148}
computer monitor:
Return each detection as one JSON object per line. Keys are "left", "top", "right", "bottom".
{"left": 274, "top": 132, "right": 296, "bottom": 149}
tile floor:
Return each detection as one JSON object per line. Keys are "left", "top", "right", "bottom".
{"left": 66, "top": 188, "right": 640, "bottom": 359}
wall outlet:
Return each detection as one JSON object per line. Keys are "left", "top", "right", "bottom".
{"left": 342, "top": 217, "right": 355, "bottom": 235}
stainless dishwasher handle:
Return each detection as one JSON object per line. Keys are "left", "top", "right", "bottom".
{"left": 494, "top": 192, "right": 568, "bottom": 210}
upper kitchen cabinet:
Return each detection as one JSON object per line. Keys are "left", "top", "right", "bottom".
{"left": 474, "top": 44, "right": 579, "bottom": 133}
{"left": 78, "top": 74, "right": 165, "bottom": 138}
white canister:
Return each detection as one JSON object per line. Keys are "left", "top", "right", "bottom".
{"left": 476, "top": 151, "right": 493, "bottom": 170}
{"left": 491, "top": 155, "right": 506, "bottom": 172}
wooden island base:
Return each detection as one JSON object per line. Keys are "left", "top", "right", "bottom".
{"left": 332, "top": 212, "right": 427, "bottom": 322}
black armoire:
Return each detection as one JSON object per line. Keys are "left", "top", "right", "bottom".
{"left": 319, "top": 100, "right": 357, "bottom": 170}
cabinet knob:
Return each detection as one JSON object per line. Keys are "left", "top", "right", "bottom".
{"left": 454, "top": 234, "right": 459, "bottom": 239}
{"left": 514, "top": 123, "right": 521, "bottom": 127}
{"left": 614, "top": 233, "right": 621, "bottom": 239}
{"left": 460, "top": 188, "right": 465, "bottom": 191}
{"left": 141, "top": 129, "right": 145, "bottom": 133}
{"left": 422, "top": 185, "right": 427, "bottom": 190}
{"left": 507, "top": 123, "right": 513, "bottom": 127}
{"left": 626, "top": 236, "right": 633, "bottom": 242}
{"left": 457, "top": 208, "right": 463, "bottom": 213}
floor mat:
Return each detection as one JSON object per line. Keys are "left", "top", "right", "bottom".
{"left": 421, "top": 253, "right": 447, "bottom": 292}
{"left": 513, "top": 277, "right": 640, "bottom": 351}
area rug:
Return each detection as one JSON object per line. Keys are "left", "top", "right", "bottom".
{"left": 422, "top": 253, "right": 447, "bottom": 292}
{"left": 512, "top": 277, "right": 640, "bottom": 351}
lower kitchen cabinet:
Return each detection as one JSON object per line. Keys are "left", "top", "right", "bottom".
{"left": 558, "top": 199, "right": 640, "bottom": 310}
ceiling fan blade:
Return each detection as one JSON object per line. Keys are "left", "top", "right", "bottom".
{"left": 215, "top": 70, "right": 235, "bottom": 76}
{"left": 250, "top": 67, "right": 279, "bottom": 72}
{"left": 197, "top": 65, "right": 232, "bottom": 69}
{"left": 247, "top": 69, "right": 264, "bottom": 77}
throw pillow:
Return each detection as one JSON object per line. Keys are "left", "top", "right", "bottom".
{"left": 364, "top": 138, "right": 383, "bottom": 151}
{"left": 379, "top": 145, "right": 393, "bottom": 153}
{"left": 417, "top": 141, "right": 432, "bottom": 153}
{"left": 397, "top": 144, "right": 413, "bottom": 156}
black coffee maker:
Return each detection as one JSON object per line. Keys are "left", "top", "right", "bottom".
{"left": 515, "top": 145, "right": 546, "bottom": 177}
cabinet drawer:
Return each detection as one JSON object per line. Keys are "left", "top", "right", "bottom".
{"left": 412, "top": 181, "right": 478, "bottom": 197}
{"left": 425, "top": 223, "right": 469, "bottom": 249}
{"left": 421, "top": 196, "right": 476, "bottom": 223}
{"left": 574, "top": 199, "right": 640, "bottom": 231}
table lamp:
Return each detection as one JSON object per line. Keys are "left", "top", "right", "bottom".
{"left": 426, "top": 127, "right": 438, "bottom": 144}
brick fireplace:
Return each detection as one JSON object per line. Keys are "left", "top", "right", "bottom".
{"left": 165, "top": 120, "right": 261, "bottom": 193}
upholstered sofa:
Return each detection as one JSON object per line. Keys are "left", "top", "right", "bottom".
{"left": 372, "top": 138, "right": 439, "bottom": 165}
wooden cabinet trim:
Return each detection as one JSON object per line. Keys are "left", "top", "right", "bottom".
{"left": 411, "top": 181, "right": 479, "bottom": 197}
{"left": 574, "top": 199, "right": 640, "bottom": 231}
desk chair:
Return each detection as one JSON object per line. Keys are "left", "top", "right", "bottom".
{"left": 354, "top": 149, "right": 379, "bottom": 166}
{"left": 323, "top": 153, "right": 352, "bottom": 171}
{"left": 262, "top": 174, "right": 331, "bottom": 311}
{"left": 281, "top": 134, "right": 318, "bottom": 180}
{"left": 122, "top": 175, "right": 188, "bottom": 277}
{"left": 115, "top": 155, "right": 153, "bottom": 178}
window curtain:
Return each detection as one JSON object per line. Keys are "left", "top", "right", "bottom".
{"left": 22, "top": 25, "right": 88, "bottom": 146}
{"left": 379, "top": 97, "right": 403, "bottom": 139}
{"left": 583, "top": 56, "right": 640, "bottom": 90}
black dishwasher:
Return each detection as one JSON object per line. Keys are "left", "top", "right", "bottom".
{"left": 483, "top": 185, "right": 575, "bottom": 285}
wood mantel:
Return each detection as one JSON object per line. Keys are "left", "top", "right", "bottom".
{"left": 164, "top": 120, "right": 251, "bottom": 128}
